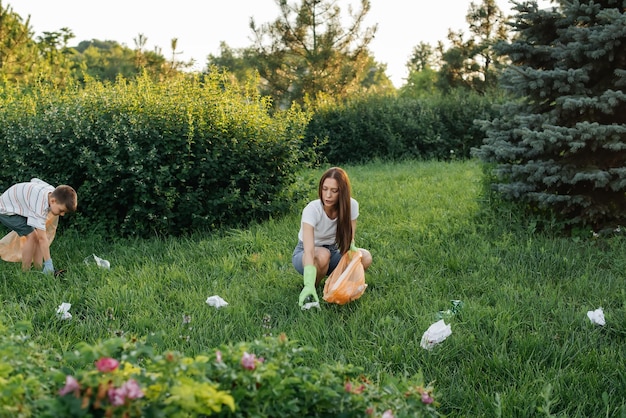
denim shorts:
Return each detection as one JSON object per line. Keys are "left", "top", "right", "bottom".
{"left": 292, "top": 241, "right": 342, "bottom": 276}
{"left": 0, "top": 214, "right": 34, "bottom": 236}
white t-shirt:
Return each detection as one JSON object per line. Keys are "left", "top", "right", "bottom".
{"left": 0, "top": 178, "right": 54, "bottom": 230}
{"left": 297, "top": 198, "right": 359, "bottom": 246}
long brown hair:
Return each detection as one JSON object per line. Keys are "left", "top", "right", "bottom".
{"left": 318, "top": 167, "right": 353, "bottom": 254}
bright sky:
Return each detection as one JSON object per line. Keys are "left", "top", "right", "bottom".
{"left": 8, "top": 0, "right": 550, "bottom": 87}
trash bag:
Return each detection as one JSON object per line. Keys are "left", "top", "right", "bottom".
{"left": 0, "top": 213, "right": 59, "bottom": 262}
{"left": 323, "top": 250, "right": 367, "bottom": 305}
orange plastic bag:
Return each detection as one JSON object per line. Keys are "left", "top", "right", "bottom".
{"left": 323, "top": 250, "right": 367, "bottom": 304}
{"left": 0, "top": 213, "right": 59, "bottom": 262}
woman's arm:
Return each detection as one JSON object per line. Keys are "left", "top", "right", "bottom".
{"left": 302, "top": 223, "right": 315, "bottom": 266}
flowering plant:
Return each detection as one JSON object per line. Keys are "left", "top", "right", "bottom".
{"left": 2, "top": 321, "right": 440, "bottom": 417}
{"left": 54, "top": 356, "right": 148, "bottom": 416}
{"left": 48, "top": 337, "right": 235, "bottom": 417}
{"left": 0, "top": 321, "right": 53, "bottom": 417}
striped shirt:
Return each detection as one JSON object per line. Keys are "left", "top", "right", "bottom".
{"left": 0, "top": 178, "right": 54, "bottom": 230}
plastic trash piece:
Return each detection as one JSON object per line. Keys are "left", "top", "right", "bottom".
{"left": 420, "top": 319, "right": 452, "bottom": 350}
{"left": 83, "top": 254, "right": 111, "bottom": 269}
{"left": 587, "top": 307, "right": 605, "bottom": 326}
{"left": 56, "top": 302, "right": 72, "bottom": 320}
{"left": 436, "top": 299, "right": 463, "bottom": 320}
{"left": 206, "top": 295, "right": 228, "bottom": 309}
{"left": 301, "top": 301, "right": 320, "bottom": 310}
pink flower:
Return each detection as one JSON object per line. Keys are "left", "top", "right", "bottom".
{"left": 421, "top": 391, "right": 434, "bottom": 404}
{"left": 344, "top": 380, "right": 366, "bottom": 394}
{"left": 95, "top": 357, "right": 119, "bottom": 373}
{"left": 241, "top": 352, "right": 256, "bottom": 370}
{"left": 108, "top": 386, "right": 126, "bottom": 406}
{"left": 58, "top": 375, "right": 80, "bottom": 396}
{"left": 107, "top": 379, "right": 144, "bottom": 406}
{"left": 382, "top": 410, "right": 394, "bottom": 418}
{"left": 122, "top": 379, "right": 144, "bottom": 400}
{"left": 216, "top": 350, "right": 222, "bottom": 363}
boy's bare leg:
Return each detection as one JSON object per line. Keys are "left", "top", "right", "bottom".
{"left": 21, "top": 232, "right": 36, "bottom": 271}
{"left": 32, "top": 243, "right": 43, "bottom": 270}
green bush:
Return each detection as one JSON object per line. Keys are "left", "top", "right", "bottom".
{"left": 435, "top": 91, "right": 503, "bottom": 159}
{"left": 0, "top": 320, "right": 439, "bottom": 417}
{"left": 303, "top": 92, "right": 502, "bottom": 164}
{"left": 0, "top": 321, "right": 54, "bottom": 418}
{"left": 0, "top": 73, "right": 310, "bottom": 237}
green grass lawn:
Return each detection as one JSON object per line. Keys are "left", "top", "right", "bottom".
{"left": 2, "top": 160, "right": 626, "bottom": 417}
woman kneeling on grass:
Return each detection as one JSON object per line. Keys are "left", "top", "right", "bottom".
{"left": 292, "top": 167, "right": 372, "bottom": 306}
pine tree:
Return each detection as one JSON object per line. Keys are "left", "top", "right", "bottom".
{"left": 0, "top": 1, "right": 39, "bottom": 85}
{"left": 436, "top": 0, "right": 510, "bottom": 93}
{"left": 473, "top": 0, "right": 626, "bottom": 230}
{"left": 248, "top": 0, "right": 390, "bottom": 108}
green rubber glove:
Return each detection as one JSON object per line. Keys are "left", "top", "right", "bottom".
{"left": 298, "top": 265, "right": 319, "bottom": 307}
{"left": 349, "top": 241, "right": 358, "bottom": 258}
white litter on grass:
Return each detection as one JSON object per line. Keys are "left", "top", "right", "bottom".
{"left": 420, "top": 319, "right": 452, "bottom": 350}
{"left": 56, "top": 302, "right": 72, "bottom": 320}
{"left": 587, "top": 307, "right": 605, "bottom": 326}
{"left": 301, "top": 301, "right": 320, "bottom": 310}
{"left": 206, "top": 295, "right": 229, "bottom": 309}
{"left": 83, "top": 254, "right": 111, "bottom": 269}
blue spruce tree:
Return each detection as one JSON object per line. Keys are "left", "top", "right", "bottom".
{"left": 473, "top": 0, "right": 626, "bottom": 230}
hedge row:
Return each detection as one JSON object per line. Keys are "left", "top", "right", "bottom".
{"left": 304, "top": 92, "right": 503, "bottom": 164}
{"left": 0, "top": 76, "right": 501, "bottom": 237}
{"left": 0, "top": 74, "right": 311, "bottom": 237}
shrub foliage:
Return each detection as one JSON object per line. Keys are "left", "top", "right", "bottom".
{"left": 0, "top": 74, "right": 310, "bottom": 237}
{"left": 304, "top": 92, "right": 501, "bottom": 164}
{"left": 0, "top": 321, "right": 439, "bottom": 417}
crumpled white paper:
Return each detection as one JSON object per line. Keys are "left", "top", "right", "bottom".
{"left": 420, "top": 319, "right": 452, "bottom": 350}
{"left": 206, "top": 295, "right": 229, "bottom": 309}
{"left": 301, "top": 301, "right": 320, "bottom": 310}
{"left": 56, "top": 302, "right": 72, "bottom": 320}
{"left": 587, "top": 307, "right": 605, "bottom": 326}
{"left": 83, "top": 254, "right": 111, "bottom": 269}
